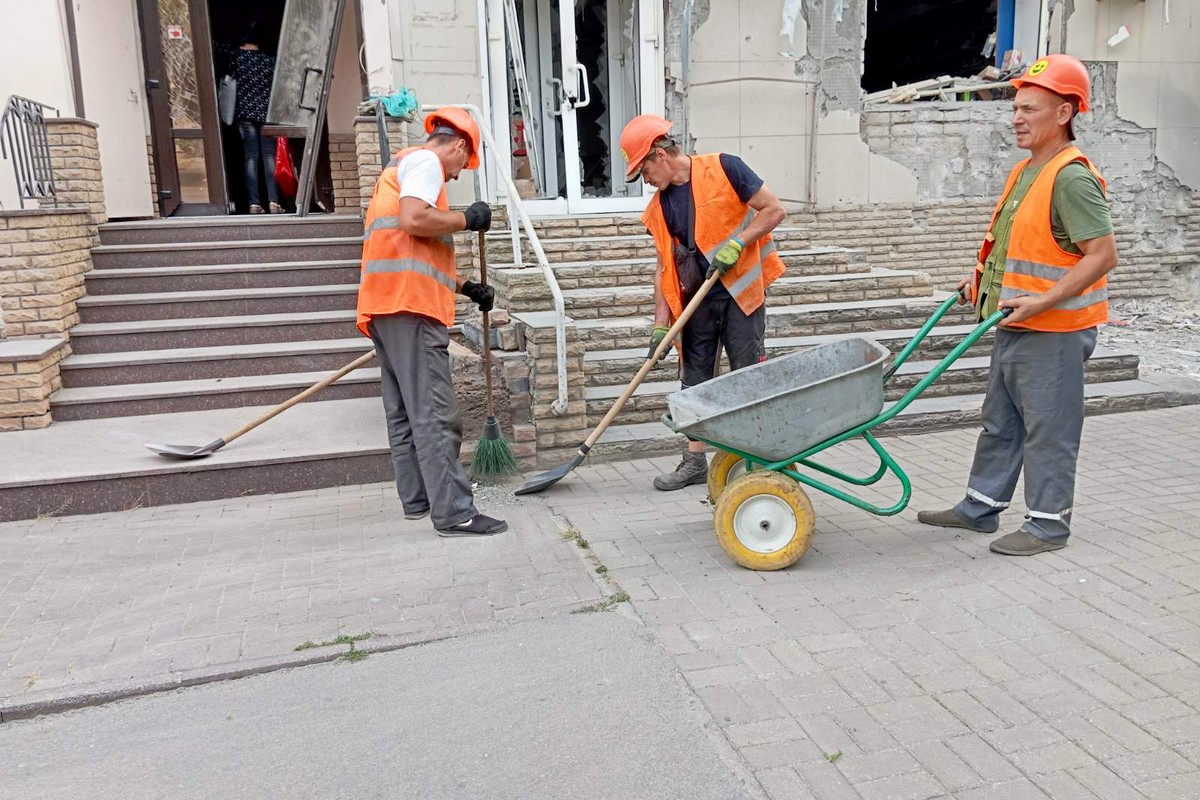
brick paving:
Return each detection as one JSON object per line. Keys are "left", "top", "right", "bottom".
{"left": 545, "top": 406, "right": 1200, "bottom": 800}
{"left": 0, "top": 483, "right": 602, "bottom": 702}
{"left": 5, "top": 407, "right": 1200, "bottom": 800}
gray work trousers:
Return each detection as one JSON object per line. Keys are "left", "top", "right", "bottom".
{"left": 954, "top": 327, "right": 1097, "bottom": 543}
{"left": 368, "top": 313, "right": 477, "bottom": 529}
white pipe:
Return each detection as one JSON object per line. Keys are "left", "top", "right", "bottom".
{"left": 422, "top": 103, "right": 569, "bottom": 417}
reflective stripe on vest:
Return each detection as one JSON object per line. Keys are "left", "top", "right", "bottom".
{"left": 974, "top": 146, "right": 1110, "bottom": 332}
{"left": 357, "top": 146, "right": 458, "bottom": 335}
{"left": 641, "top": 153, "right": 785, "bottom": 321}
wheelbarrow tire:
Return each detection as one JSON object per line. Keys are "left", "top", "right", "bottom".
{"left": 707, "top": 450, "right": 750, "bottom": 502}
{"left": 714, "top": 472, "right": 815, "bottom": 571}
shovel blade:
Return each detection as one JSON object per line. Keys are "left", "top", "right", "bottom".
{"left": 145, "top": 438, "right": 225, "bottom": 460}
{"left": 514, "top": 453, "right": 585, "bottom": 495}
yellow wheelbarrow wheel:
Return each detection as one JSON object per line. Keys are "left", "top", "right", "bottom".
{"left": 714, "top": 471, "right": 815, "bottom": 571}
{"left": 708, "top": 450, "right": 752, "bottom": 502}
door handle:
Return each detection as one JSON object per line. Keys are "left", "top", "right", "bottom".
{"left": 571, "top": 64, "right": 591, "bottom": 109}
{"left": 299, "top": 67, "right": 323, "bottom": 112}
{"left": 548, "top": 77, "right": 567, "bottom": 116}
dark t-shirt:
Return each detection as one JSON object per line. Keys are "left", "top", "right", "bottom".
{"left": 659, "top": 154, "right": 764, "bottom": 301}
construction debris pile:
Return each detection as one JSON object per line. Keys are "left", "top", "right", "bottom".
{"left": 865, "top": 65, "right": 1021, "bottom": 105}
{"left": 1104, "top": 300, "right": 1200, "bottom": 382}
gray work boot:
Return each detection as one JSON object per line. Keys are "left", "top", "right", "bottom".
{"left": 989, "top": 530, "right": 1065, "bottom": 556}
{"left": 917, "top": 508, "right": 998, "bottom": 533}
{"left": 654, "top": 452, "right": 708, "bottom": 491}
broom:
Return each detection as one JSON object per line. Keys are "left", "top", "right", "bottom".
{"left": 470, "top": 230, "right": 519, "bottom": 481}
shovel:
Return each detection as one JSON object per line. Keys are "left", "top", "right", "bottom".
{"left": 145, "top": 349, "right": 378, "bottom": 460}
{"left": 515, "top": 270, "right": 722, "bottom": 495}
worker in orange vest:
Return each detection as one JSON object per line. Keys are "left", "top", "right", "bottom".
{"left": 357, "top": 107, "right": 507, "bottom": 537}
{"left": 620, "top": 115, "right": 787, "bottom": 491}
{"left": 918, "top": 55, "right": 1118, "bottom": 556}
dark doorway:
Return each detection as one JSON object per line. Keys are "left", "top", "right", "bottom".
{"left": 863, "top": 1, "right": 998, "bottom": 93}
{"left": 208, "top": 0, "right": 335, "bottom": 215}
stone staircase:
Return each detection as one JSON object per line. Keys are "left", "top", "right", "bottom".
{"left": 51, "top": 216, "right": 375, "bottom": 422}
{"left": 487, "top": 213, "right": 1184, "bottom": 461}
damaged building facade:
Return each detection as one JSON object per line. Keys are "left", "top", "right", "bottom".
{"left": 458, "top": 0, "right": 1200, "bottom": 295}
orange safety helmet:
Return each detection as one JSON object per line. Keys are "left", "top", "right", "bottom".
{"left": 620, "top": 114, "right": 673, "bottom": 180}
{"left": 1011, "top": 54, "right": 1091, "bottom": 112}
{"left": 424, "top": 107, "right": 481, "bottom": 169}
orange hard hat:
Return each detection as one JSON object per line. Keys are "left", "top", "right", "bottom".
{"left": 425, "top": 107, "right": 481, "bottom": 169}
{"left": 620, "top": 114, "right": 673, "bottom": 179}
{"left": 1011, "top": 54, "right": 1091, "bottom": 113}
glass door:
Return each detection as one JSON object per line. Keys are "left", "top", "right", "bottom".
{"left": 139, "top": 0, "right": 228, "bottom": 215}
{"left": 508, "top": 0, "right": 660, "bottom": 216}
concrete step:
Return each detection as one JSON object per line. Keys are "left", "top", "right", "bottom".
{"left": 585, "top": 374, "right": 1200, "bottom": 463}
{"left": 91, "top": 237, "right": 363, "bottom": 269}
{"left": 0, "top": 398, "right": 394, "bottom": 522}
{"left": 68, "top": 311, "right": 360, "bottom": 354}
{"left": 50, "top": 368, "right": 382, "bottom": 421}
{"left": 574, "top": 294, "right": 977, "bottom": 350}
{"left": 583, "top": 348, "right": 1140, "bottom": 427}
{"left": 59, "top": 338, "right": 374, "bottom": 387}
{"left": 83, "top": 260, "right": 360, "bottom": 295}
{"left": 487, "top": 227, "right": 810, "bottom": 264}
{"left": 97, "top": 214, "right": 364, "bottom": 245}
{"left": 492, "top": 246, "right": 870, "bottom": 309}
{"left": 76, "top": 285, "right": 357, "bottom": 323}
{"left": 583, "top": 324, "right": 999, "bottom": 388}
{"left": 558, "top": 269, "right": 932, "bottom": 320}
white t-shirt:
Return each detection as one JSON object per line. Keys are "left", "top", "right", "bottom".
{"left": 396, "top": 149, "right": 446, "bottom": 207}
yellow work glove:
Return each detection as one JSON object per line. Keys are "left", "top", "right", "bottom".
{"left": 646, "top": 326, "right": 669, "bottom": 360}
{"left": 707, "top": 238, "right": 744, "bottom": 277}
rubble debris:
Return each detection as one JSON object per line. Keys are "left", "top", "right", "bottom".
{"left": 1103, "top": 300, "right": 1200, "bottom": 381}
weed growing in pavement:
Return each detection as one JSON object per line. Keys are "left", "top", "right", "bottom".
{"left": 295, "top": 632, "right": 373, "bottom": 652}
{"left": 572, "top": 591, "right": 631, "bottom": 614}
{"left": 34, "top": 501, "right": 70, "bottom": 521}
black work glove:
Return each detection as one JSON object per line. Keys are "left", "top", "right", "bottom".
{"left": 461, "top": 280, "right": 495, "bottom": 313}
{"left": 463, "top": 201, "right": 492, "bottom": 232}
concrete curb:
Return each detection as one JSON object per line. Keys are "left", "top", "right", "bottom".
{"left": 0, "top": 618, "right": 559, "bottom": 724}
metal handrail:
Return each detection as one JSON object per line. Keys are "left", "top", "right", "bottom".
{"left": 1, "top": 96, "right": 59, "bottom": 208}
{"left": 421, "top": 103, "right": 569, "bottom": 416}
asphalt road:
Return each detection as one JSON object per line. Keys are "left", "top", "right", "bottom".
{"left": 1, "top": 613, "right": 758, "bottom": 800}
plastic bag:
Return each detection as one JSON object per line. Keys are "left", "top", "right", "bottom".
{"left": 218, "top": 75, "right": 236, "bottom": 126}
{"left": 275, "top": 138, "right": 298, "bottom": 198}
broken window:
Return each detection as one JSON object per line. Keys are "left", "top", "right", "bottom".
{"left": 862, "top": 0, "right": 1002, "bottom": 94}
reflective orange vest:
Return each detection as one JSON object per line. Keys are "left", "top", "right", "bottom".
{"left": 974, "top": 146, "right": 1109, "bottom": 332}
{"left": 642, "top": 153, "right": 785, "bottom": 321}
{"left": 357, "top": 146, "right": 458, "bottom": 335}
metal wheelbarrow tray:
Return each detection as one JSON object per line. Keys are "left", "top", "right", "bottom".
{"left": 659, "top": 293, "right": 1012, "bottom": 573}
{"left": 666, "top": 338, "right": 891, "bottom": 463}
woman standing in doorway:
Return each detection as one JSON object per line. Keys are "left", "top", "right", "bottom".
{"left": 231, "top": 29, "right": 281, "bottom": 214}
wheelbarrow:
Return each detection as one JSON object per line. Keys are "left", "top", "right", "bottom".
{"left": 662, "top": 293, "right": 1010, "bottom": 571}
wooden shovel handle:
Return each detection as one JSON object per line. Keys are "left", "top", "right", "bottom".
{"left": 582, "top": 271, "right": 722, "bottom": 450}
{"left": 222, "top": 349, "right": 378, "bottom": 445}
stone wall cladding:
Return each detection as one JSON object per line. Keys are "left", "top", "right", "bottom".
{"left": 0, "top": 340, "right": 68, "bottom": 431}
{"left": 146, "top": 135, "right": 160, "bottom": 219}
{"left": 354, "top": 115, "right": 408, "bottom": 212}
{"left": 45, "top": 118, "right": 106, "bottom": 224}
{"left": 329, "top": 133, "right": 358, "bottom": 213}
{"left": 512, "top": 312, "right": 588, "bottom": 467}
{"left": 0, "top": 210, "right": 95, "bottom": 337}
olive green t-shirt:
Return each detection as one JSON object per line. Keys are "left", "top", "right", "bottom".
{"left": 977, "top": 161, "right": 1113, "bottom": 320}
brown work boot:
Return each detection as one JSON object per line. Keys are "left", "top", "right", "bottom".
{"left": 654, "top": 452, "right": 708, "bottom": 491}
{"left": 917, "top": 508, "right": 998, "bottom": 533}
{"left": 989, "top": 530, "right": 1065, "bottom": 556}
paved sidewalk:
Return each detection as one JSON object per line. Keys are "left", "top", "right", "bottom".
{"left": 547, "top": 407, "right": 1200, "bottom": 800}
{"left": 0, "top": 482, "right": 603, "bottom": 705}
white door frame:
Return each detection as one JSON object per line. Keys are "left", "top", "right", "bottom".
{"left": 480, "top": 0, "right": 663, "bottom": 216}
